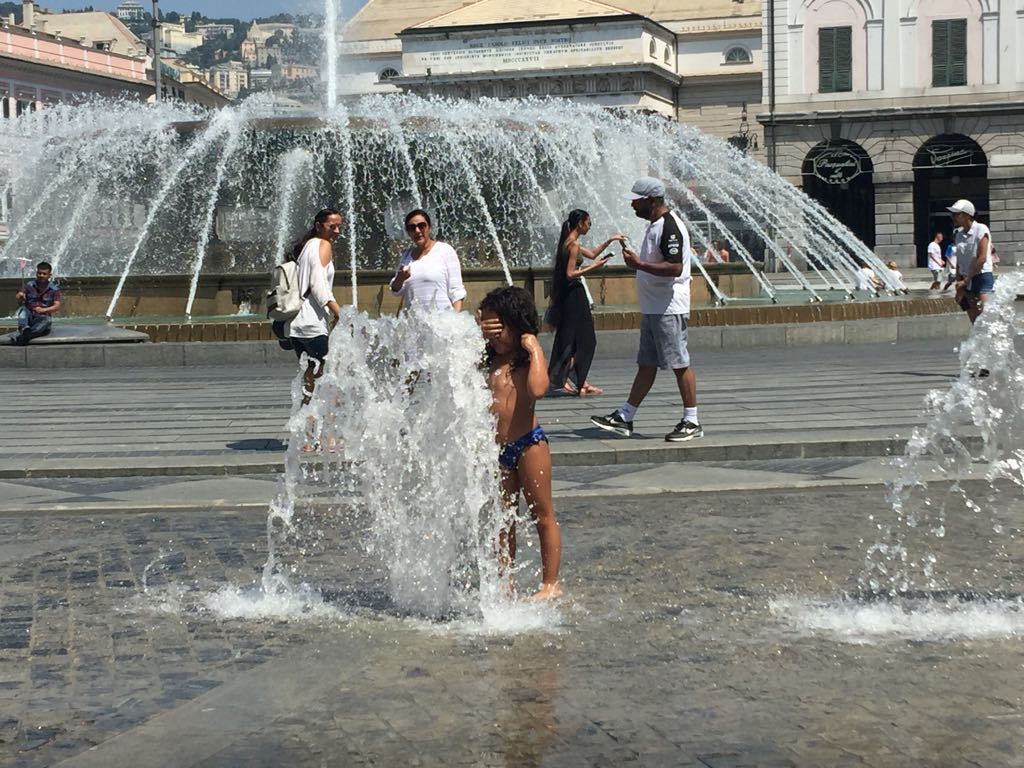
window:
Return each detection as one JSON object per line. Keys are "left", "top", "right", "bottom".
{"left": 649, "top": 39, "right": 657, "bottom": 57}
{"left": 818, "top": 26, "right": 852, "bottom": 93}
{"left": 724, "top": 46, "right": 751, "bottom": 65}
{"left": 664, "top": 45, "right": 672, "bottom": 64}
{"left": 932, "top": 19, "right": 967, "bottom": 87}
{"left": 378, "top": 67, "right": 400, "bottom": 82}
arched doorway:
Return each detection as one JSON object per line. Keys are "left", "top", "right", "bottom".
{"left": 802, "top": 140, "right": 875, "bottom": 249}
{"left": 913, "top": 134, "right": 988, "bottom": 266}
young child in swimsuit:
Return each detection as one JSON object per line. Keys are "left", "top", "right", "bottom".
{"left": 478, "top": 286, "right": 562, "bottom": 600}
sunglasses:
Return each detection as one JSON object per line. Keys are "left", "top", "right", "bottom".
{"left": 405, "top": 222, "right": 429, "bottom": 232}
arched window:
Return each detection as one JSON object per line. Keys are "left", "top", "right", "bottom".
{"left": 378, "top": 67, "right": 400, "bottom": 82}
{"left": 724, "top": 46, "right": 752, "bottom": 65}
{"left": 649, "top": 39, "right": 657, "bottom": 57}
{"left": 664, "top": 45, "right": 672, "bottom": 64}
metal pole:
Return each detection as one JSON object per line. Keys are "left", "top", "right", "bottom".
{"left": 767, "top": 0, "right": 777, "bottom": 172}
{"left": 151, "top": 0, "right": 161, "bottom": 102}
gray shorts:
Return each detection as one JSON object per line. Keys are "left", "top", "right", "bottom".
{"left": 638, "top": 314, "right": 690, "bottom": 369}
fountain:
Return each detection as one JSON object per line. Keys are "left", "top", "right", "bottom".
{"left": 0, "top": 74, "right": 909, "bottom": 323}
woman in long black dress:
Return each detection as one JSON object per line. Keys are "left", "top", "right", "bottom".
{"left": 547, "top": 209, "right": 624, "bottom": 396}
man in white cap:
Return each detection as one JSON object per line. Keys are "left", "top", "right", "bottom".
{"left": 591, "top": 177, "right": 703, "bottom": 442}
{"left": 948, "top": 199, "right": 994, "bottom": 324}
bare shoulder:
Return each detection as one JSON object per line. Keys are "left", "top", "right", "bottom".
{"left": 318, "top": 238, "right": 333, "bottom": 265}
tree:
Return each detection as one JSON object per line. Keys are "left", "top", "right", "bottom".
{"left": 165, "top": 11, "right": 180, "bottom": 23}
{"left": 0, "top": 2, "right": 21, "bottom": 23}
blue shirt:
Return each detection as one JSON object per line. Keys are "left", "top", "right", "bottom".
{"left": 23, "top": 280, "right": 61, "bottom": 313}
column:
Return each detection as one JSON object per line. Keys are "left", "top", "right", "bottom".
{"left": 866, "top": 19, "right": 884, "bottom": 91}
{"left": 899, "top": 18, "right": 916, "bottom": 88}
{"left": 982, "top": 11, "right": 999, "bottom": 84}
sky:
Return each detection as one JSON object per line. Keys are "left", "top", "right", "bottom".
{"left": 44, "top": 0, "right": 368, "bottom": 21}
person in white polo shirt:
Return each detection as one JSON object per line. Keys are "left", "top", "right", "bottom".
{"left": 926, "top": 231, "right": 944, "bottom": 290}
{"left": 948, "top": 199, "right": 994, "bottom": 324}
{"left": 591, "top": 177, "right": 703, "bottom": 442}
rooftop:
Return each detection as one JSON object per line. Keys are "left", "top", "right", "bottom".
{"left": 345, "top": 0, "right": 761, "bottom": 41}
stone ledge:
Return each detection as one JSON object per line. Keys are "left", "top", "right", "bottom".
{"left": 0, "top": 313, "right": 973, "bottom": 368}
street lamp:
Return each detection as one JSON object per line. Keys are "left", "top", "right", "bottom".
{"left": 766, "top": 0, "right": 777, "bottom": 171}
{"left": 151, "top": 0, "right": 161, "bottom": 102}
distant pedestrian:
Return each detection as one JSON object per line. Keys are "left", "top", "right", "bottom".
{"left": 885, "top": 260, "right": 903, "bottom": 283}
{"left": 547, "top": 209, "right": 624, "bottom": 397}
{"left": 855, "top": 260, "right": 883, "bottom": 292}
{"left": 389, "top": 209, "right": 466, "bottom": 312}
{"left": 942, "top": 239, "right": 957, "bottom": 291}
{"left": 927, "top": 232, "right": 944, "bottom": 289}
{"left": 11, "top": 261, "right": 61, "bottom": 346}
{"left": 591, "top": 177, "right": 703, "bottom": 442}
{"left": 949, "top": 199, "right": 994, "bottom": 324}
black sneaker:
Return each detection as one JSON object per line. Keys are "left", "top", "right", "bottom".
{"left": 590, "top": 411, "right": 633, "bottom": 437}
{"left": 665, "top": 420, "right": 704, "bottom": 442}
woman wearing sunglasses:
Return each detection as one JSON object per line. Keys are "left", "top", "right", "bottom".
{"left": 389, "top": 209, "right": 466, "bottom": 311}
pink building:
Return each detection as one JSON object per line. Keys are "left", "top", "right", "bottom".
{"left": 0, "top": 21, "right": 151, "bottom": 116}
{"left": 762, "top": 0, "right": 1024, "bottom": 267}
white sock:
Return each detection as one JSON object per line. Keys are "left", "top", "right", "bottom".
{"left": 617, "top": 403, "right": 638, "bottom": 421}
{"left": 684, "top": 407, "right": 698, "bottom": 425}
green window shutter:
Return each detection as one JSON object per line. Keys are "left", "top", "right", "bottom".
{"left": 835, "top": 26, "right": 853, "bottom": 91}
{"left": 933, "top": 19, "right": 967, "bottom": 87}
{"left": 949, "top": 19, "right": 967, "bottom": 86}
{"left": 932, "top": 21, "right": 949, "bottom": 86}
{"left": 819, "top": 27, "right": 836, "bottom": 93}
{"left": 819, "top": 27, "right": 852, "bottom": 93}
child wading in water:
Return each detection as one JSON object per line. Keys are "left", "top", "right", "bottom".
{"left": 478, "top": 287, "right": 562, "bottom": 600}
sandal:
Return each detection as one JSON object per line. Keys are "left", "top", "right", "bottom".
{"left": 561, "top": 381, "right": 579, "bottom": 395}
{"left": 579, "top": 383, "right": 603, "bottom": 396}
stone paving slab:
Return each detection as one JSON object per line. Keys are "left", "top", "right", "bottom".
{"left": 0, "top": 339, "right": 971, "bottom": 479}
{"left": 1, "top": 487, "right": 1022, "bottom": 767}
{"left": 0, "top": 455, "right": 989, "bottom": 515}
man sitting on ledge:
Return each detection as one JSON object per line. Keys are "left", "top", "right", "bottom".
{"left": 12, "top": 261, "right": 61, "bottom": 346}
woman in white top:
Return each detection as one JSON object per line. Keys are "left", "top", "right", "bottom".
{"left": 389, "top": 209, "right": 466, "bottom": 312}
{"left": 286, "top": 208, "right": 343, "bottom": 407}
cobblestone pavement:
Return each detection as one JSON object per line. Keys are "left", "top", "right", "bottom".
{"left": 2, "top": 486, "right": 1023, "bottom": 767}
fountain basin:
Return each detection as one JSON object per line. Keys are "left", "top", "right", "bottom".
{"left": 0, "top": 265, "right": 958, "bottom": 343}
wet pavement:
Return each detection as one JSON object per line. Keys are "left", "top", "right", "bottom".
{"left": 2, "top": 486, "right": 1023, "bottom": 767}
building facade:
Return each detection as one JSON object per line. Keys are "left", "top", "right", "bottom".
{"left": 115, "top": 1, "right": 145, "bottom": 23}
{"left": 160, "top": 22, "right": 204, "bottom": 55}
{"left": 762, "top": 0, "right": 1024, "bottom": 266}
{"left": 208, "top": 61, "right": 249, "bottom": 98}
{"left": 21, "top": 2, "right": 147, "bottom": 58}
{"left": 341, "top": 0, "right": 764, "bottom": 145}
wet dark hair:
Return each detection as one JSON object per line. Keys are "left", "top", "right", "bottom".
{"left": 551, "top": 209, "right": 589, "bottom": 305}
{"left": 479, "top": 286, "right": 539, "bottom": 371}
{"left": 404, "top": 209, "right": 432, "bottom": 228}
{"left": 288, "top": 208, "right": 341, "bottom": 261}
{"left": 36, "top": 261, "right": 52, "bottom": 271}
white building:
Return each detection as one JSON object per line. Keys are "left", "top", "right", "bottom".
{"left": 115, "top": 1, "right": 145, "bottom": 23}
{"left": 160, "top": 21, "right": 204, "bottom": 55}
{"left": 197, "top": 24, "right": 235, "bottom": 41}
{"left": 341, "top": 0, "right": 763, "bottom": 148}
{"left": 761, "top": 0, "right": 1024, "bottom": 266}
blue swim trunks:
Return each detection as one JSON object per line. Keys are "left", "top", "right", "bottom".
{"left": 498, "top": 425, "right": 548, "bottom": 472}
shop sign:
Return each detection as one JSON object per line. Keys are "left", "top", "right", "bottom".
{"left": 924, "top": 144, "right": 976, "bottom": 167}
{"left": 812, "top": 147, "right": 863, "bottom": 184}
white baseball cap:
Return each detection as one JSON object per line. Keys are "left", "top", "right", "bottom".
{"left": 947, "top": 199, "right": 976, "bottom": 217}
{"left": 625, "top": 176, "right": 666, "bottom": 200}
